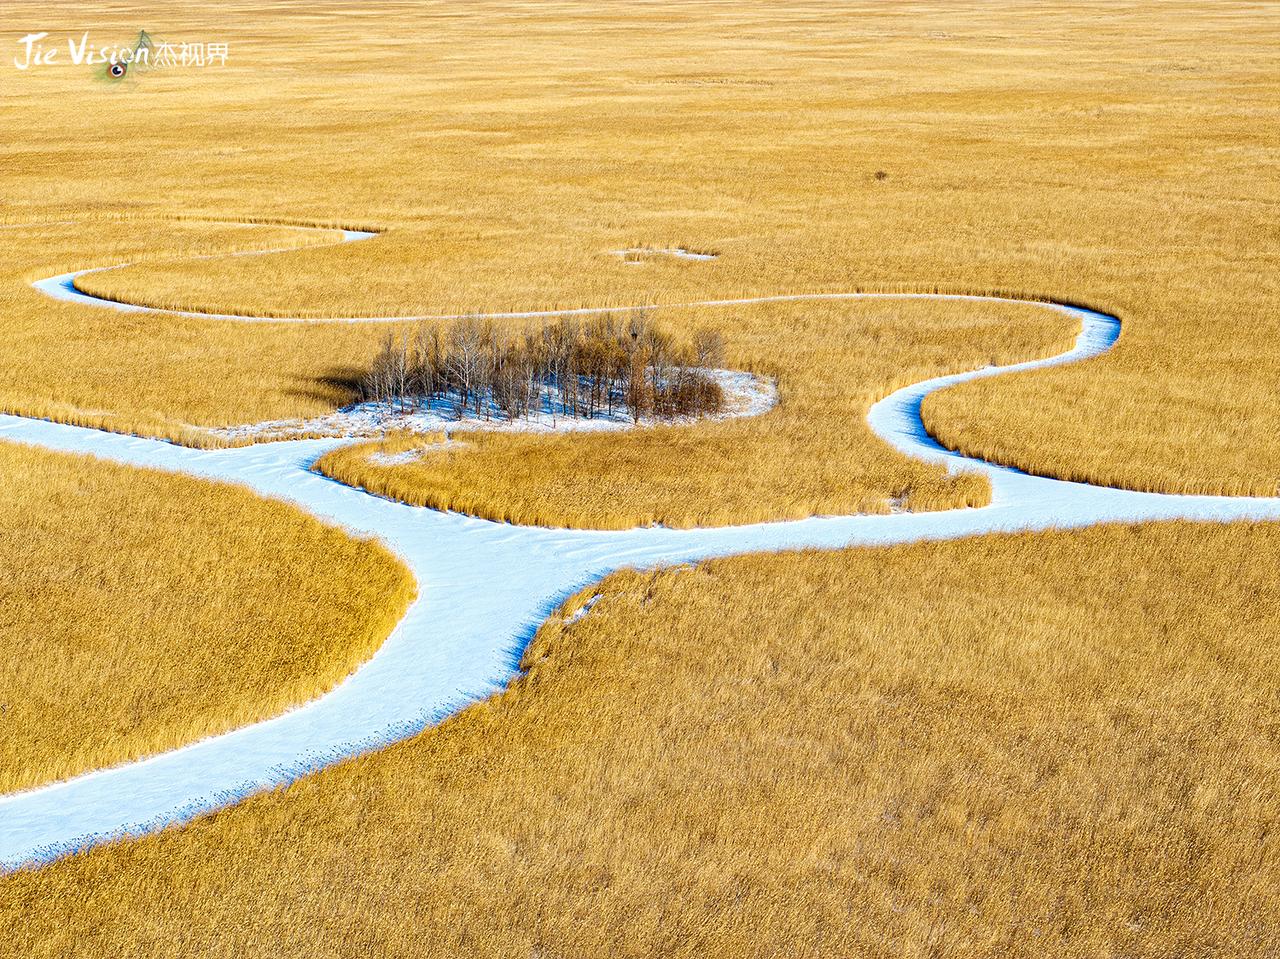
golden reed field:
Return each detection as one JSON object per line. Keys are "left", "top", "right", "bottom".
{"left": 0, "top": 0, "right": 1276, "bottom": 515}
{"left": 1, "top": 0, "right": 1278, "bottom": 956}
{"left": 313, "top": 299, "right": 1076, "bottom": 527}
{"left": 4, "top": 521, "right": 1279, "bottom": 957}
{"left": 0, "top": 441, "right": 413, "bottom": 794}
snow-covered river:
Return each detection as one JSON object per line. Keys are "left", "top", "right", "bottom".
{"left": 3, "top": 226, "right": 1276, "bottom": 872}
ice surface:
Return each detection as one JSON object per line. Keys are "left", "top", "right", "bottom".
{"left": 6, "top": 230, "right": 1278, "bottom": 872}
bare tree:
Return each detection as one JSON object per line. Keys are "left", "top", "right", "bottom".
{"left": 356, "top": 312, "right": 726, "bottom": 425}
{"left": 446, "top": 317, "right": 488, "bottom": 417}
{"left": 693, "top": 328, "right": 725, "bottom": 369}
{"left": 411, "top": 324, "right": 445, "bottom": 403}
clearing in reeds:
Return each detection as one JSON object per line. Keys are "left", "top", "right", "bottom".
{"left": 0, "top": 442, "right": 414, "bottom": 794}
{"left": 4, "top": 519, "right": 1278, "bottom": 956}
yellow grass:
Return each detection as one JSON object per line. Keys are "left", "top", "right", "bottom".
{"left": 0, "top": 220, "right": 367, "bottom": 445}
{"left": 0, "top": 0, "right": 1275, "bottom": 512}
{"left": 1, "top": 3, "right": 1277, "bottom": 952}
{"left": 313, "top": 299, "right": 1076, "bottom": 528}
{"left": 0, "top": 441, "right": 414, "bottom": 794}
{"left": 5, "top": 520, "right": 1278, "bottom": 956}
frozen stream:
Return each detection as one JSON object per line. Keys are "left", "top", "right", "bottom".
{"left": 3, "top": 225, "right": 1277, "bottom": 872}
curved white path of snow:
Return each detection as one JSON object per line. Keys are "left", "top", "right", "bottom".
{"left": 18, "top": 224, "right": 1122, "bottom": 326}
{"left": 3, "top": 226, "right": 1279, "bottom": 874}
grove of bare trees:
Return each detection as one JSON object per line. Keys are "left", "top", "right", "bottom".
{"left": 357, "top": 311, "right": 727, "bottom": 424}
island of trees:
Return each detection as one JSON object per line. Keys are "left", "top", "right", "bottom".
{"left": 358, "top": 311, "right": 728, "bottom": 423}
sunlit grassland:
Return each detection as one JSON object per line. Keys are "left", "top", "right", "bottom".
{"left": 315, "top": 298, "right": 1075, "bottom": 528}
{"left": 0, "top": 215, "right": 1078, "bottom": 521}
{"left": 1, "top": 3, "right": 1277, "bottom": 952}
{"left": 1, "top": 0, "right": 1276, "bottom": 511}
{"left": 5, "top": 520, "right": 1278, "bottom": 956}
{"left": 0, "top": 442, "right": 414, "bottom": 794}
{"left": 0, "top": 221, "right": 386, "bottom": 445}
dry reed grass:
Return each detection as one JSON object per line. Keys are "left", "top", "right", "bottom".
{"left": 0, "top": 0, "right": 1275, "bottom": 509}
{"left": 0, "top": 442, "right": 414, "bottom": 794}
{"left": 315, "top": 298, "right": 1074, "bottom": 527}
{"left": 1, "top": 3, "right": 1277, "bottom": 951}
{"left": 4, "top": 520, "right": 1278, "bottom": 956}
{"left": 0, "top": 220, "right": 404, "bottom": 447}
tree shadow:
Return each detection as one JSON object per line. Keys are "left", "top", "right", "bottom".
{"left": 284, "top": 368, "right": 362, "bottom": 406}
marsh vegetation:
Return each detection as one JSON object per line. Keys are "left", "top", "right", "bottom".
{"left": 8, "top": 0, "right": 1274, "bottom": 512}
{"left": 7, "top": 521, "right": 1278, "bottom": 955}
{"left": 357, "top": 313, "right": 727, "bottom": 424}
{"left": 3, "top": 1, "right": 1277, "bottom": 953}
{"left": 0, "top": 443, "right": 413, "bottom": 794}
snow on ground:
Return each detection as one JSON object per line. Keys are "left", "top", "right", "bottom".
{"left": 612, "top": 247, "right": 717, "bottom": 262}
{"left": 366, "top": 439, "right": 461, "bottom": 466}
{"left": 209, "top": 369, "right": 777, "bottom": 442}
{"left": 9, "top": 227, "right": 1280, "bottom": 876}
{"left": 564, "top": 594, "right": 601, "bottom": 625}
{"left": 9, "top": 297, "right": 1280, "bottom": 876}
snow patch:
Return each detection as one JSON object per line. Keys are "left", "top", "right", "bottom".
{"left": 565, "top": 595, "right": 601, "bottom": 625}
{"left": 366, "top": 440, "right": 461, "bottom": 466}
{"left": 209, "top": 368, "right": 777, "bottom": 442}
{"left": 613, "top": 247, "right": 717, "bottom": 262}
